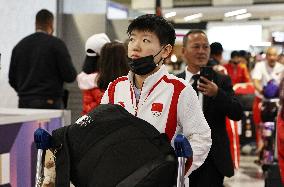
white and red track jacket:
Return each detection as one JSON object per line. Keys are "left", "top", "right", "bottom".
{"left": 101, "top": 65, "right": 211, "bottom": 175}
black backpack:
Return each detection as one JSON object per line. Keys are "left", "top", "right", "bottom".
{"left": 52, "top": 104, "right": 177, "bottom": 187}
{"left": 261, "top": 101, "right": 278, "bottom": 122}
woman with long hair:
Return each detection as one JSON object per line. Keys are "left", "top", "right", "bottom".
{"left": 78, "top": 41, "right": 129, "bottom": 114}
{"left": 96, "top": 42, "right": 129, "bottom": 90}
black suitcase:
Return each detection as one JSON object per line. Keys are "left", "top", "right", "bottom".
{"left": 263, "top": 162, "right": 283, "bottom": 187}
{"left": 261, "top": 100, "right": 279, "bottom": 123}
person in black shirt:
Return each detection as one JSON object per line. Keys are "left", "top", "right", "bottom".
{"left": 9, "top": 9, "right": 77, "bottom": 109}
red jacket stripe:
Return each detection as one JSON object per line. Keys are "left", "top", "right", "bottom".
{"left": 108, "top": 77, "right": 128, "bottom": 104}
{"left": 148, "top": 75, "right": 186, "bottom": 140}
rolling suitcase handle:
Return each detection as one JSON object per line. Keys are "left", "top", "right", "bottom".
{"left": 34, "top": 128, "right": 53, "bottom": 187}
{"left": 174, "top": 134, "right": 193, "bottom": 187}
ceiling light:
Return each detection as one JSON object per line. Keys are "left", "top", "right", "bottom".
{"left": 184, "top": 13, "right": 203, "bottom": 21}
{"left": 165, "top": 12, "right": 176, "bottom": 19}
{"left": 171, "top": 54, "right": 177, "bottom": 63}
{"left": 224, "top": 9, "right": 247, "bottom": 17}
{"left": 236, "top": 13, "right": 252, "bottom": 20}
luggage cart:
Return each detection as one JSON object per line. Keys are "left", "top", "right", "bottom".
{"left": 34, "top": 128, "right": 53, "bottom": 187}
{"left": 260, "top": 98, "right": 279, "bottom": 165}
{"left": 259, "top": 98, "right": 283, "bottom": 186}
{"left": 233, "top": 83, "right": 256, "bottom": 154}
{"left": 174, "top": 134, "right": 193, "bottom": 187}
{"left": 34, "top": 128, "right": 192, "bottom": 187}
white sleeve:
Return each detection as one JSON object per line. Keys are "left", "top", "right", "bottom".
{"left": 251, "top": 62, "right": 262, "bottom": 80}
{"left": 177, "top": 85, "right": 212, "bottom": 177}
{"left": 76, "top": 72, "right": 98, "bottom": 90}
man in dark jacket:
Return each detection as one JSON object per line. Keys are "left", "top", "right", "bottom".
{"left": 9, "top": 9, "right": 77, "bottom": 109}
{"left": 176, "top": 30, "right": 243, "bottom": 186}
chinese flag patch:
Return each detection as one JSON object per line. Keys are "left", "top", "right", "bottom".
{"left": 151, "top": 103, "right": 163, "bottom": 113}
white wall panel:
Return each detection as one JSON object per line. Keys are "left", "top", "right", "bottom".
{"left": 63, "top": 0, "right": 107, "bottom": 14}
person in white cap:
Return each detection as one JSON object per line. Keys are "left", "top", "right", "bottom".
{"left": 82, "top": 33, "right": 111, "bottom": 74}
{"left": 77, "top": 33, "right": 110, "bottom": 90}
{"left": 77, "top": 34, "right": 129, "bottom": 114}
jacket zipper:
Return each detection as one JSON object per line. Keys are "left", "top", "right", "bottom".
{"left": 134, "top": 82, "right": 144, "bottom": 116}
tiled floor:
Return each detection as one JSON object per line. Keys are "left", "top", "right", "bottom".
{"left": 224, "top": 156, "right": 264, "bottom": 187}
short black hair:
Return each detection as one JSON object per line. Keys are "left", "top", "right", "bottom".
{"left": 231, "top": 50, "right": 240, "bottom": 58}
{"left": 183, "top": 29, "right": 206, "bottom": 47}
{"left": 127, "top": 14, "right": 176, "bottom": 46}
{"left": 239, "top": 50, "right": 248, "bottom": 58}
{"left": 36, "top": 9, "right": 53, "bottom": 29}
{"left": 210, "top": 42, "right": 223, "bottom": 55}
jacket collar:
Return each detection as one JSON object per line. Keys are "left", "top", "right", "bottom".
{"left": 127, "top": 65, "right": 168, "bottom": 92}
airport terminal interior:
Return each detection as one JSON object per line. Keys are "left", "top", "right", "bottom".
{"left": 1, "top": 0, "right": 284, "bottom": 186}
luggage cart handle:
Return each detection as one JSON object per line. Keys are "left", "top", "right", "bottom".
{"left": 174, "top": 134, "right": 193, "bottom": 187}
{"left": 174, "top": 134, "right": 192, "bottom": 158}
{"left": 34, "top": 128, "right": 53, "bottom": 187}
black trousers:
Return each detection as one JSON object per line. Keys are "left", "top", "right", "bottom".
{"left": 188, "top": 156, "right": 224, "bottom": 187}
{"left": 19, "top": 97, "right": 64, "bottom": 109}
